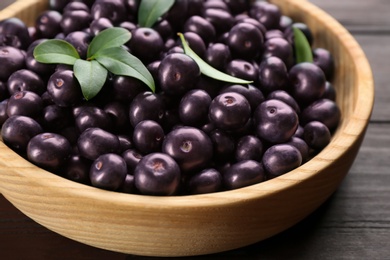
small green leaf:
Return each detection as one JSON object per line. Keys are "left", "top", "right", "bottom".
{"left": 33, "top": 39, "right": 80, "bottom": 65}
{"left": 74, "top": 59, "right": 108, "bottom": 100}
{"left": 87, "top": 27, "right": 132, "bottom": 58}
{"left": 138, "top": 0, "right": 175, "bottom": 27}
{"left": 178, "top": 33, "right": 253, "bottom": 85}
{"left": 95, "top": 47, "right": 155, "bottom": 92}
{"left": 293, "top": 26, "right": 313, "bottom": 63}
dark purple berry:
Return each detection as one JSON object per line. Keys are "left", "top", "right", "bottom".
{"left": 303, "top": 121, "right": 331, "bottom": 150}
{"left": 235, "top": 135, "right": 263, "bottom": 162}
{"left": 179, "top": 89, "right": 211, "bottom": 127}
{"left": 1, "top": 115, "right": 43, "bottom": 152}
{"left": 289, "top": 62, "right": 326, "bottom": 105}
{"left": 186, "top": 168, "right": 222, "bottom": 195}
{"left": 209, "top": 92, "right": 251, "bottom": 131}
{"left": 300, "top": 98, "right": 341, "bottom": 131}
{"left": 27, "top": 133, "right": 72, "bottom": 172}
{"left": 90, "top": 153, "right": 127, "bottom": 191}
{"left": 0, "top": 46, "right": 25, "bottom": 81}
{"left": 133, "top": 120, "right": 165, "bottom": 154}
{"left": 262, "top": 144, "right": 302, "bottom": 178}
{"left": 158, "top": 53, "right": 201, "bottom": 96}
{"left": 77, "top": 127, "right": 121, "bottom": 160}
{"left": 7, "top": 91, "right": 43, "bottom": 118}
{"left": 223, "top": 160, "right": 266, "bottom": 190}
{"left": 162, "top": 126, "right": 213, "bottom": 173}
{"left": 134, "top": 153, "right": 181, "bottom": 196}
{"left": 254, "top": 99, "right": 299, "bottom": 144}
{"left": 47, "top": 70, "right": 83, "bottom": 107}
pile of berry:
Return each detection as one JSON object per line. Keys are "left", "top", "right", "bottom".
{"left": 0, "top": 0, "right": 340, "bottom": 196}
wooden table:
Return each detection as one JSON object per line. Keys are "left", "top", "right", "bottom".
{"left": 1, "top": 1, "right": 389, "bottom": 259}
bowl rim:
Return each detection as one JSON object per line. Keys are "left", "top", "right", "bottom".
{"left": 0, "top": 0, "right": 375, "bottom": 208}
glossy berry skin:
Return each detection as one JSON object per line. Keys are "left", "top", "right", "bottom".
{"left": 288, "top": 62, "right": 326, "bottom": 105}
{"left": 219, "top": 84, "right": 264, "bottom": 111}
{"left": 27, "top": 133, "right": 72, "bottom": 172}
{"left": 75, "top": 106, "right": 112, "bottom": 133}
{"left": 111, "top": 75, "right": 148, "bottom": 102}
{"left": 134, "top": 153, "right": 181, "bottom": 196}
{"left": 179, "top": 89, "right": 211, "bottom": 127}
{"left": 104, "top": 101, "right": 131, "bottom": 134}
{"left": 186, "top": 168, "right": 222, "bottom": 195}
{"left": 91, "top": 0, "right": 127, "bottom": 24}
{"left": 64, "top": 31, "right": 92, "bottom": 59}
{"left": 60, "top": 10, "right": 92, "bottom": 35}
{"left": 0, "top": 18, "right": 31, "bottom": 50}
{"left": 181, "top": 31, "right": 206, "bottom": 58}
{"left": 120, "top": 174, "right": 137, "bottom": 194}
{"left": 133, "top": 120, "right": 164, "bottom": 154}
{"left": 262, "top": 37, "right": 293, "bottom": 68}
{"left": 300, "top": 98, "right": 341, "bottom": 131}
{"left": 128, "top": 27, "right": 164, "bottom": 64}
{"left": 249, "top": 1, "right": 281, "bottom": 30}
{"left": 122, "top": 148, "right": 143, "bottom": 173}
{"left": 313, "top": 48, "right": 335, "bottom": 81}
{"left": 1, "top": 115, "right": 43, "bottom": 152}
{"left": 285, "top": 136, "right": 310, "bottom": 163}
{"left": 209, "top": 92, "right": 251, "bottom": 131}
{"left": 47, "top": 70, "right": 83, "bottom": 107}
{"left": 35, "top": 10, "right": 62, "bottom": 39}
{"left": 77, "top": 127, "right": 121, "bottom": 161}
{"left": 129, "top": 91, "right": 165, "bottom": 127}
{"left": 0, "top": 99, "right": 8, "bottom": 125}
{"left": 303, "top": 121, "right": 331, "bottom": 150}
{"left": 226, "top": 22, "right": 264, "bottom": 60}
{"left": 225, "top": 59, "right": 258, "bottom": 82}
{"left": 205, "top": 43, "right": 231, "bottom": 71}
{"left": 162, "top": 126, "right": 213, "bottom": 173}
{"left": 223, "top": 160, "right": 266, "bottom": 190}
{"left": 89, "top": 17, "right": 113, "bottom": 36}
{"left": 7, "top": 91, "right": 43, "bottom": 118}
{"left": 258, "top": 56, "right": 289, "bottom": 94}
{"left": 62, "top": 154, "right": 91, "bottom": 184}
{"left": 203, "top": 8, "right": 234, "bottom": 35}
{"left": 90, "top": 153, "right": 127, "bottom": 191}
{"left": 183, "top": 15, "right": 216, "bottom": 45}
{"left": 321, "top": 81, "right": 336, "bottom": 101}
{"left": 254, "top": 99, "right": 299, "bottom": 144}
{"left": 235, "top": 135, "right": 263, "bottom": 162}
{"left": 209, "top": 129, "right": 235, "bottom": 161}
{"left": 0, "top": 46, "right": 25, "bottom": 81}
{"left": 266, "top": 90, "right": 300, "bottom": 113}
{"left": 262, "top": 144, "right": 302, "bottom": 178}
{"left": 7, "top": 69, "right": 45, "bottom": 96}
{"left": 158, "top": 53, "right": 201, "bottom": 96}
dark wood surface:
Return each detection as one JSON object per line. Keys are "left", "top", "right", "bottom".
{"left": 1, "top": 1, "right": 389, "bottom": 259}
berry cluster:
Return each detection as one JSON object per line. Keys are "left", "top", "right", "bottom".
{"left": 0, "top": 0, "right": 340, "bottom": 196}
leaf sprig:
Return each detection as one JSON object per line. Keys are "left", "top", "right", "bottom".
{"left": 292, "top": 26, "right": 313, "bottom": 63}
{"left": 33, "top": 28, "right": 155, "bottom": 100}
{"left": 178, "top": 33, "right": 253, "bottom": 85}
{"left": 138, "top": 0, "right": 175, "bottom": 27}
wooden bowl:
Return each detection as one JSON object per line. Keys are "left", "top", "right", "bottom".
{"left": 0, "top": 0, "right": 374, "bottom": 257}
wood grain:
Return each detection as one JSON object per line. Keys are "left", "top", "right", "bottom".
{"left": 0, "top": 0, "right": 376, "bottom": 257}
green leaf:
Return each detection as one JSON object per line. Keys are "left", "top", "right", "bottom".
{"left": 293, "top": 26, "right": 313, "bottom": 63}
{"left": 33, "top": 39, "right": 80, "bottom": 65}
{"left": 138, "top": 0, "right": 175, "bottom": 27}
{"left": 94, "top": 47, "right": 155, "bottom": 92}
{"left": 178, "top": 33, "right": 253, "bottom": 85}
{"left": 87, "top": 27, "right": 132, "bottom": 58}
{"left": 74, "top": 59, "right": 108, "bottom": 100}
